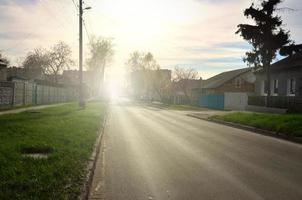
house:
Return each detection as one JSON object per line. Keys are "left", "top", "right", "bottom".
{"left": 198, "top": 68, "right": 256, "bottom": 110}
{"left": 202, "top": 68, "right": 255, "bottom": 95}
{"left": 251, "top": 53, "right": 302, "bottom": 112}
{"left": 254, "top": 53, "right": 302, "bottom": 97}
{"left": 0, "top": 59, "right": 7, "bottom": 81}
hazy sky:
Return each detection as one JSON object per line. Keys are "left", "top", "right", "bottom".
{"left": 0, "top": 0, "right": 301, "bottom": 80}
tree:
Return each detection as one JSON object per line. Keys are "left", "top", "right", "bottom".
{"left": 173, "top": 67, "right": 198, "bottom": 104}
{"left": 126, "top": 51, "right": 144, "bottom": 72}
{"left": 126, "top": 51, "right": 169, "bottom": 101}
{"left": 22, "top": 42, "right": 73, "bottom": 83}
{"left": 150, "top": 69, "right": 171, "bottom": 102}
{"left": 22, "top": 48, "right": 49, "bottom": 79}
{"left": 87, "top": 36, "right": 114, "bottom": 96}
{"left": 0, "top": 52, "right": 9, "bottom": 66}
{"left": 236, "top": 0, "right": 291, "bottom": 100}
{"left": 44, "top": 42, "right": 73, "bottom": 83}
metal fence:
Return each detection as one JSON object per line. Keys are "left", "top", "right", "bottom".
{"left": 248, "top": 96, "right": 302, "bottom": 112}
{"left": 199, "top": 94, "right": 224, "bottom": 110}
{"left": 0, "top": 81, "right": 78, "bottom": 109}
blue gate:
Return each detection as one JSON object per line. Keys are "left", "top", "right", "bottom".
{"left": 199, "top": 94, "right": 224, "bottom": 110}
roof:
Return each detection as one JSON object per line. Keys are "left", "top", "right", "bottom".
{"left": 271, "top": 53, "right": 302, "bottom": 71}
{"left": 203, "top": 68, "right": 251, "bottom": 89}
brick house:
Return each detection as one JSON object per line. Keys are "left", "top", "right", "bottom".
{"left": 196, "top": 68, "right": 256, "bottom": 110}
{"left": 202, "top": 68, "right": 255, "bottom": 94}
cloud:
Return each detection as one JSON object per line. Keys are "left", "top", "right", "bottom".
{"left": 0, "top": 0, "right": 301, "bottom": 81}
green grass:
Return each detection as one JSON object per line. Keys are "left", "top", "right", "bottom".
{"left": 0, "top": 102, "right": 106, "bottom": 200}
{"left": 150, "top": 103, "right": 208, "bottom": 111}
{"left": 210, "top": 112, "right": 302, "bottom": 137}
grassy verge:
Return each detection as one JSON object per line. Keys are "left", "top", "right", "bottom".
{"left": 150, "top": 103, "right": 208, "bottom": 111}
{"left": 165, "top": 104, "right": 208, "bottom": 111}
{"left": 0, "top": 102, "right": 106, "bottom": 199}
{"left": 210, "top": 112, "right": 302, "bottom": 137}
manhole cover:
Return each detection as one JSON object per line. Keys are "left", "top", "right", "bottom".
{"left": 22, "top": 153, "right": 49, "bottom": 159}
{"left": 20, "top": 146, "right": 52, "bottom": 159}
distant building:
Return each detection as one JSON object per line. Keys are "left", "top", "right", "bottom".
{"left": 171, "top": 78, "right": 202, "bottom": 104}
{"left": 6, "top": 66, "right": 44, "bottom": 81}
{"left": 62, "top": 70, "right": 98, "bottom": 96}
{"left": 0, "top": 59, "right": 7, "bottom": 81}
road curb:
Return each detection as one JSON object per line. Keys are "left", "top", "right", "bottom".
{"left": 187, "top": 114, "right": 302, "bottom": 145}
{"left": 79, "top": 111, "right": 108, "bottom": 200}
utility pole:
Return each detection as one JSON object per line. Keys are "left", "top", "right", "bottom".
{"left": 79, "top": 0, "right": 85, "bottom": 108}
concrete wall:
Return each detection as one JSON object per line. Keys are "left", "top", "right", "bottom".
{"left": 0, "top": 82, "right": 14, "bottom": 107}
{"left": 0, "top": 80, "right": 77, "bottom": 108}
{"left": 224, "top": 92, "right": 248, "bottom": 111}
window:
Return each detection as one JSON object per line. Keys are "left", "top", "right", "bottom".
{"left": 288, "top": 78, "right": 296, "bottom": 96}
{"left": 273, "top": 79, "right": 278, "bottom": 95}
{"left": 235, "top": 77, "right": 241, "bottom": 88}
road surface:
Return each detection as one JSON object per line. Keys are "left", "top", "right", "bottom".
{"left": 90, "top": 102, "right": 302, "bottom": 200}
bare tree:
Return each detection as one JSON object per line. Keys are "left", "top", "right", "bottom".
{"left": 173, "top": 67, "right": 199, "bottom": 103}
{"left": 87, "top": 36, "right": 114, "bottom": 96}
{"left": 150, "top": 69, "right": 171, "bottom": 102}
{"left": 44, "top": 42, "right": 73, "bottom": 83}
{"left": 126, "top": 51, "right": 144, "bottom": 72}
{"left": 126, "top": 51, "right": 167, "bottom": 100}
{"left": 22, "top": 48, "right": 49, "bottom": 79}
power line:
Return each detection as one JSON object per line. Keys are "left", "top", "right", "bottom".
{"left": 83, "top": 19, "right": 92, "bottom": 42}
{"left": 71, "top": 0, "right": 92, "bottom": 42}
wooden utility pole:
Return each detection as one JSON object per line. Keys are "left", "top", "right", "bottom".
{"left": 79, "top": 0, "right": 85, "bottom": 107}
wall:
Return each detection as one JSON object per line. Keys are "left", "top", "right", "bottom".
{"left": 0, "top": 82, "right": 14, "bottom": 108}
{"left": 199, "top": 92, "right": 249, "bottom": 111}
{"left": 0, "top": 80, "right": 77, "bottom": 108}
{"left": 255, "top": 68, "right": 302, "bottom": 97}
{"left": 224, "top": 92, "right": 248, "bottom": 111}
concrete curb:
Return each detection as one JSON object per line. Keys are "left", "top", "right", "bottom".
{"left": 187, "top": 114, "right": 302, "bottom": 145}
{"left": 79, "top": 111, "right": 108, "bottom": 200}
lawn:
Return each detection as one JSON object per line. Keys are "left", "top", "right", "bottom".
{"left": 210, "top": 112, "right": 302, "bottom": 137}
{"left": 0, "top": 102, "right": 106, "bottom": 200}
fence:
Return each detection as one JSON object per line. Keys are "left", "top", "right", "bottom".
{"left": 198, "top": 93, "right": 249, "bottom": 110}
{"left": 0, "top": 80, "right": 78, "bottom": 109}
{"left": 248, "top": 96, "right": 302, "bottom": 112}
{"left": 199, "top": 94, "right": 225, "bottom": 110}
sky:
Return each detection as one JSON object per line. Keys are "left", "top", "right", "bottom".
{"left": 0, "top": 0, "right": 302, "bottom": 82}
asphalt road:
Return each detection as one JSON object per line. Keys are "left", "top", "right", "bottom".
{"left": 90, "top": 102, "right": 302, "bottom": 200}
